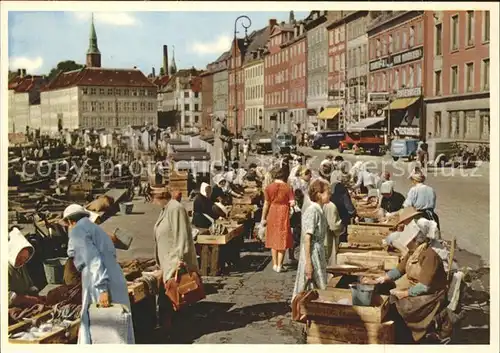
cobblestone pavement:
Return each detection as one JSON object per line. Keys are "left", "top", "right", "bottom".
{"left": 99, "top": 147, "right": 490, "bottom": 344}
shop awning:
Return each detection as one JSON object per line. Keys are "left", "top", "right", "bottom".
{"left": 385, "top": 96, "right": 420, "bottom": 110}
{"left": 317, "top": 107, "right": 341, "bottom": 120}
{"left": 346, "top": 117, "right": 385, "bottom": 131}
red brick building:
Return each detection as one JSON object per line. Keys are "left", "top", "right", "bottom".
{"left": 228, "top": 38, "right": 247, "bottom": 135}
{"left": 264, "top": 19, "right": 294, "bottom": 133}
{"left": 281, "top": 20, "right": 308, "bottom": 130}
{"left": 423, "top": 10, "right": 490, "bottom": 144}
{"left": 200, "top": 71, "right": 213, "bottom": 131}
{"left": 367, "top": 11, "right": 425, "bottom": 137}
{"left": 326, "top": 16, "right": 347, "bottom": 129}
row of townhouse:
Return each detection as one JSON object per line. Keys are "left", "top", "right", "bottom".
{"left": 200, "top": 10, "right": 490, "bottom": 145}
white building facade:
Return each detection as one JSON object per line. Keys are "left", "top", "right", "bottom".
{"left": 244, "top": 60, "right": 264, "bottom": 127}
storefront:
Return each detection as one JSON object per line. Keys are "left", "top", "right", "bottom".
{"left": 385, "top": 86, "right": 424, "bottom": 138}
{"left": 318, "top": 89, "right": 344, "bottom": 130}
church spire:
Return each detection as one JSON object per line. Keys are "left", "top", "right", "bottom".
{"left": 86, "top": 13, "right": 101, "bottom": 68}
{"left": 169, "top": 45, "right": 177, "bottom": 75}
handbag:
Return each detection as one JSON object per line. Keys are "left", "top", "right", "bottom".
{"left": 165, "top": 263, "right": 205, "bottom": 311}
{"left": 88, "top": 303, "right": 134, "bottom": 344}
{"left": 291, "top": 279, "right": 318, "bottom": 323}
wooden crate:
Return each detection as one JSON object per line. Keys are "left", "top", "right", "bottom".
{"left": 127, "top": 269, "right": 163, "bottom": 304}
{"left": 347, "top": 224, "right": 392, "bottom": 244}
{"left": 337, "top": 251, "right": 399, "bottom": 270}
{"left": 8, "top": 311, "right": 80, "bottom": 344}
{"left": 306, "top": 319, "right": 395, "bottom": 344}
{"left": 197, "top": 224, "right": 244, "bottom": 245}
{"left": 233, "top": 196, "right": 252, "bottom": 205}
{"left": 300, "top": 288, "right": 390, "bottom": 324}
{"left": 338, "top": 242, "right": 385, "bottom": 253}
{"left": 200, "top": 244, "right": 220, "bottom": 276}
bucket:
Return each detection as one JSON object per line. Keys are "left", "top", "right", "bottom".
{"left": 349, "top": 283, "right": 375, "bottom": 306}
{"left": 43, "top": 257, "right": 68, "bottom": 284}
{"left": 119, "top": 202, "right": 134, "bottom": 214}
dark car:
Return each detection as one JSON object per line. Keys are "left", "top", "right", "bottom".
{"left": 312, "top": 130, "right": 345, "bottom": 150}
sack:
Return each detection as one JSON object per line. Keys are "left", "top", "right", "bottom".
{"left": 291, "top": 280, "right": 317, "bottom": 323}
{"left": 165, "top": 264, "right": 205, "bottom": 311}
{"left": 87, "top": 195, "right": 114, "bottom": 212}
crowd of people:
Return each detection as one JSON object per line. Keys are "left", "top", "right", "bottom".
{"left": 8, "top": 143, "right": 453, "bottom": 344}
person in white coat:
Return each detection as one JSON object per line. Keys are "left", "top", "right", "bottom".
{"left": 64, "top": 204, "right": 134, "bottom": 344}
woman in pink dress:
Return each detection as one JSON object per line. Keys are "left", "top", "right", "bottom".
{"left": 260, "top": 167, "right": 295, "bottom": 272}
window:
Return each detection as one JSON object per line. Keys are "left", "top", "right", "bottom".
{"left": 335, "top": 55, "right": 340, "bottom": 71}
{"left": 402, "top": 31, "right": 407, "bottom": 49}
{"left": 466, "top": 62, "right": 474, "bottom": 92}
{"left": 417, "top": 65, "right": 422, "bottom": 86}
{"left": 376, "top": 39, "right": 381, "bottom": 57}
{"left": 140, "top": 102, "right": 146, "bottom": 110}
{"left": 451, "top": 66, "right": 458, "bottom": 94}
{"left": 402, "top": 67, "right": 407, "bottom": 87}
{"left": 480, "top": 110, "right": 490, "bottom": 139}
{"left": 465, "top": 110, "right": 476, "bottom": 138}
{"left": 434, "top": 112, "right": 442, "bottom": 137}
{"left": 124, "top": 89, "right": 129, "bottom": 96}
{"left": 435, "top": 23, "right": 443, "bottom": 56}
{"left": 389, "top": 34, "right": 394, "bottom": 53}
{"left": 409, "top": 65, "right": 414, "bottom": 87}
{"left": 409, "top": 26, "right": 415, "bottom": 47}
{"left": 82, "top": 88, "right": 88, "bottom": 95}
{"left": 483, "top": 11, "right": 490, "bottom": 42}
{"left": 329, "top": 56, "right": 334, "bottom": 73}
{"left": 395, "top": 32, "right": 400, "bottom": 51}
{"left": 90, "top": 88, "right": 96, "bottom": 95}
{"left": 451, "top": 15, "right": 459, "bottom": 50}
{"left": 115, "top": 88, "right": 122, "bottom": 96}
{"left": 194, "top": 115, "right": 199, "bottom": 123}
{"left": 107, "top": 102, "right": 113, "bottom": 112}
{"left": 184, "top": 104, "right": 190, "bottom": 111}
{"left": 194, "top": 104, "right": 199, "bottom": 111}
{"left": 382, "top": 38, "right": 387, "bottom": 55}
{"left": 482, "top": 58, "right": 490, "bottom": 90}
{"left": 132, "top": 102, "right": 137, "bottom": 112}
{"left": 82, "top": 102, "right": 88, "bottom": 111}
{"left": 194, "top": 92, "right": 199, "bottom": 98}
{"left": 107, "top": 88, "right": 113, "bottom": 95}
{"left": 450, "top": 111, "right": 459, "bottom": 137}
{"left": 394, "top": 70, "right": 399, "bottom": 89}
{"left": 382, "top": 72, "right": 387, "bottom": 91}
{"left": 90, "top": 102, "right": 97, "bottom": 112}
{"left": 185, "top": 92, "right": 190, "bottom": 99}
{"left": 99, "top": 88, "right": 105, "bottom": 95}
{"left": 466, "top": 11, "right": 474, "bottom": 46}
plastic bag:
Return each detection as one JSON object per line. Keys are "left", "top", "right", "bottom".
{"left": 257, "top": 222, "right": 266, "bottom": 242}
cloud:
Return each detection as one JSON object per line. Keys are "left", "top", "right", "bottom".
{"left": 189, "top": 35, "right": 231, "bottom": 55}
{"left": 72, "top": 12, "right": 139, "bottom": 26}
{"left": 9, "top": 56, "right": 44, "bottom": 73}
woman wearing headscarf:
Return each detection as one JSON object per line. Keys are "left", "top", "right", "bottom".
{"left": 63, "top": 204, "right": 134, "bottom": 344}
{"left": 211, "top": 174, "right": 240, "bottom": 203}
{"left": 403, "top": 169, "right": 440, "bottom": 229}
{"left": 153, "top": 189, "right": 199, "bottom": 330}
{"left": 363, "top": 220, "right": 449, "bottom": 343}
{"left": 8, "top": 228, "right": 44, "bottom": 308}
{"left": 330, "top": 163, "right": 358, "bottom": 243}
{"left": 260, "top": 167, "right": 295, "bottom": 273}
{"left": 352, "top": 162, "right": 376, "bottom": 194}
{"left": 192, "top": 182, "right": 222, "bottom": 229}
{"left": 292, "top": 179, "right": 331, "bottom": 299}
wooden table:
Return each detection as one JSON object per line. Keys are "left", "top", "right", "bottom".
{"left": 196, "top": 224, "right": 244, "bottom": 276}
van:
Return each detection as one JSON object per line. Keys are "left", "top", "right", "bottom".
{"left": 312, "top": 130, "right": 345, "bottom": 150}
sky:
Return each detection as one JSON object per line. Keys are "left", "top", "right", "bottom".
{"left": 8, "top": 11, "right": 309, "bottom": 75}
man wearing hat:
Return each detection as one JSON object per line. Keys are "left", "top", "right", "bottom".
{"left": 379, "top": 181, "right": 405, "bottom": 214}
{"left": 62, "top": 204, "right": 134, "bottom": 344}
{"left": 403, "top": 169, "right": 440, "bottom": 229}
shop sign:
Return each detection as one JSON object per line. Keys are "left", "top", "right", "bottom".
{"left": 396, "top": 86, "right": 422, "bottom": 98}
{"left": 395, "top": 126, "right": 420, "bottom": 136}
{"left": 368, "top": 92, "right": 389, "bottom": 104}
{"left": 328, "top": 89, "right": 344, "bottom": 99}
{"left": 369, "top": 57, "right": 391, "bottom": 72}
{"left": 392, "top": 46, "right": 423, "bottom": 66}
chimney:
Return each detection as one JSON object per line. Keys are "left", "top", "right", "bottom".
{"left": 269, "top": 18, "right": 277, "bottom": 29}
{"left": 21, "top": 69, "right": 26, "bottom": 78}
{"left": 163, "top": 45, "right": 168, "bottom": 76}
{"left": 152, "top": 67, "right": 156, "bottom": 77}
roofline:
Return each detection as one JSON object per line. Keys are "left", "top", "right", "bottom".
{"left": 367, "top": 11, "right": 424, "bottom": 34}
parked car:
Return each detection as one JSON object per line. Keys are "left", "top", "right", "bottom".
{"left": 339, "top": 129, "right": 385, "bottom": 155}
{"left": 427, "top": 139, "right": 458, "bottom": 167}
{"left": 242, "top": 125, "right": 258, "bottom": 140}
{"left": 390, "top": 138, "right": 419, "bottom": 161}
{"left": 276, "top": 133, "right": 297, "bottom": 154}
{"left": 311, "top": 130, "right": 345, "bottom": 150}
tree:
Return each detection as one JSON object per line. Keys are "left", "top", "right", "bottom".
{"left": 159, "top": 67, "right": 165, "bottom": 76}
{"left": 47, "top": 60, "right": 85, "bottom": 81}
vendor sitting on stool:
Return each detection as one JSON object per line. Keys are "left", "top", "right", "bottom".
{"left": 8, "top": 228, "right": 44, "bottom": 308}
{"left": 192, "top": 182, "right": 224, "bottom": 229}
{"left": 363, "top": 220, "right": 450, "bottom": 343}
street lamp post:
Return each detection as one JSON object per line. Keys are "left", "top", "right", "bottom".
{"left": 233, "top": 15, "right": 252, "bottom": 161}
{"left": 258, "top": 108, "right": 263, "bottom": 132}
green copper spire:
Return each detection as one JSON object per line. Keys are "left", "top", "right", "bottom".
{"left": 87, "top": 13, "right": 100, "bottom": 55}
{"left": 169, "top": 45, "right": 177, "bottom": 75}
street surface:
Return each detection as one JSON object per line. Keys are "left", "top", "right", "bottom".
{"left": 98, "top": 147, "right": 490, "bottom": 344}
